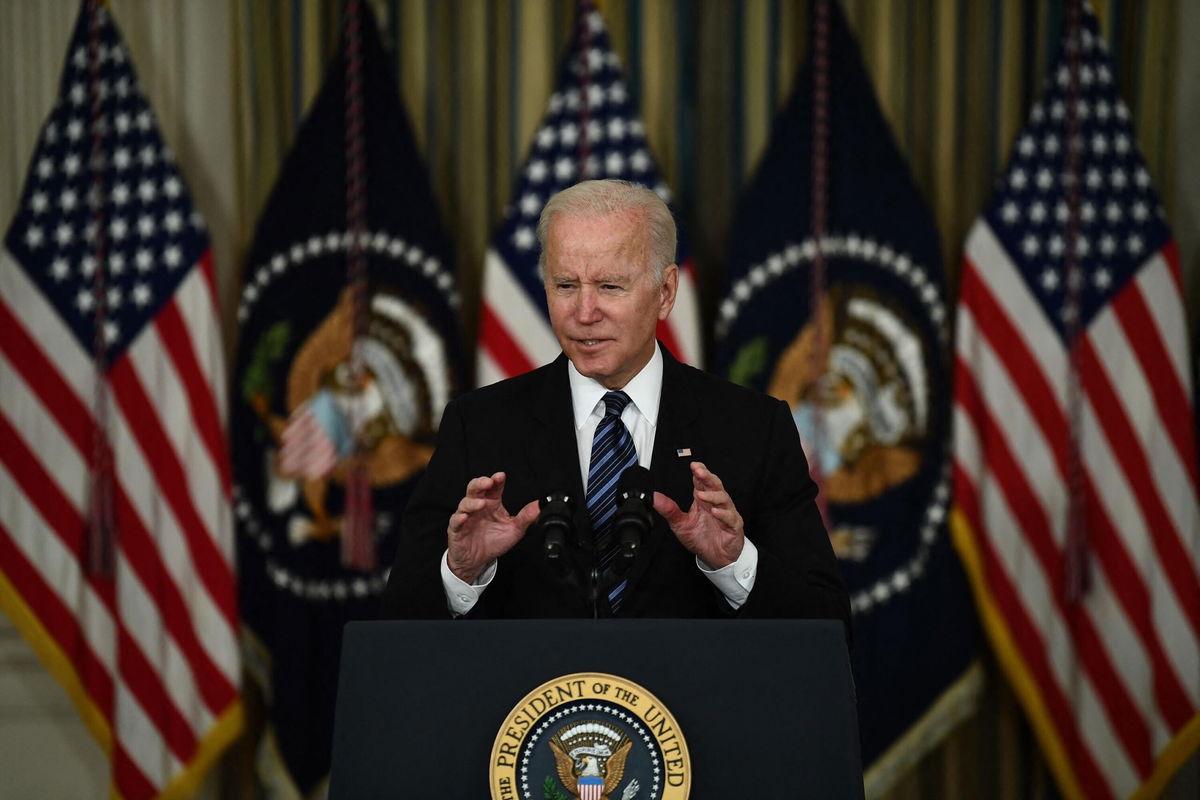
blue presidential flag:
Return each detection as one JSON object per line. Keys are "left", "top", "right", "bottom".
{"left": 229, "top": 5, "right": 465, "bottom": 794}
{"left": 713, "top": 3, "right": 978, "bottom": 790}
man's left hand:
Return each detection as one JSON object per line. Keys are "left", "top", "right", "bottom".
{"left": 653, "top": 461, "right": 744, "bottom": 569}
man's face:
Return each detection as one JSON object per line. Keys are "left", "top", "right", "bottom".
{"left": 543, "top": 210, "right": 678, "bottom": 389}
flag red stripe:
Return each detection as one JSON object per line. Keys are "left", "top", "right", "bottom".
{"left": 480, "top": 302, "right": 536, "bottom": 376}
{"left": 107, "top": 357, "right": 238, "bottom": 625}
{"left": 955, "top": 362, "right": 1153, "bottom": 769}
{"left": 1083, "top": 475, "right": 1195, "bottom": 732}
{"left": 654, "top": 257, "right": 694, "bottom": 362}
{"left": 112, "top": 739, "right": 159, "bottom": 800}
{"left": 655, "top": 318, "right": 682, "bottom": 362}
{"left": 116, "top": 624, "right": 198, "bottom": 761}
{"left": 1078, "top": 337, "right": 1200, "bottom": 638}
{"left": 2, "top": 411, "right": 218, "bottom": 763}
{"left": 0, "top": 413, "right": 117, "bottom": 717}
{"left": 198, "top": 250, "right": 220, "bottom": 314}
{"left": 960, "top": 263, "right": 1069, "bottom": 477}
{"left": 0, "top": 411, "right": 88, "bottom": 557}
{"left": 0, "top": 300, "right": 93, "bottom": 457}
{"left": 0, "top": 521, "right": 115, "bottom": 720}
{"left": 1109, "top": 278, "right": 1199, "bottom": 488}
{"left": 952, "top": 461, "right": 1114, "bottom": 800}
{"left": 111, "top": 482, "right": 237, "bottom": 713}
{"left": 1163, "top": 240, "right": 1185, "bottom": 295}
{"left": 154, "top": 298, "right": 232, "bottom": 495}
{"left": 1, "top": 309, "right": 236, "bottom": 712}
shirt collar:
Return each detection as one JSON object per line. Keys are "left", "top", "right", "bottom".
{"left": 567, "top": 344, "right": 663, "bottom": 430}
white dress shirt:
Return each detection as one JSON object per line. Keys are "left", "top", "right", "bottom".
{"left": 441, "top": 347, "right": 759, "bottom": 614}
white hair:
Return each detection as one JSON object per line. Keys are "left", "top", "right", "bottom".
{"left": 536, "top": 179, "right": 676, "bottom": 285}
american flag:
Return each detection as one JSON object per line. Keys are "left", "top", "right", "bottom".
{"left": 0, "top": 4, "right": 241, "bottom": 798}
{"left": 951, "top": 7, "right": 1199, "bottom": 799}
{"left": 477, "top": 3, "right": 701, "bottom": 385}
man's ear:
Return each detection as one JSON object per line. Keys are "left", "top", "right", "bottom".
{"left": 658, "top": 264, "right": 679, "bottom": 320}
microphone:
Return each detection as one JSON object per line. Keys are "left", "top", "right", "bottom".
{"left": 537, "top": 491, "right": 575, "bottom": 560}
{"left": 613, "top": 466, "right": 653, "bottom": 559}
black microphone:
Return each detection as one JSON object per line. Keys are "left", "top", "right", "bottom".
{"left": 537, "top": 491, "right": 575, "bottom": 560}
{"left": 613, "top": 466, "right": 653, "bottom": 559}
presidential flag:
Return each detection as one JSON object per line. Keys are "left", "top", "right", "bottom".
{"left": 951, "top": 5, "right": 1200, "bottom": 798}
{"left": 712, "top": 3, "right": 978, "bottom": 791}
{"left": 230, "top": 4, "right": 465, "bottom": 794}
{"left": 0, "top": 2, "right": 241, "bottom": 798}
{"left": 477, "top": 1, "right": 700, "bottom": 385}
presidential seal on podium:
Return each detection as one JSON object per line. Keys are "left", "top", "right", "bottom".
{"left": 490, "top": 673, "right": 690, "bottom": 800}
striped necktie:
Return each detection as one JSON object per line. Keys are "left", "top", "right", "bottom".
{"left": 585, "top": 390, "right": 638, "bottom": 612}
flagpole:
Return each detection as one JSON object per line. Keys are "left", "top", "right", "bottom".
{"left": 86, "top": 0, "right": 115, "bottom": 577}
{"left": 1062, "top": 0, "right": 1090, "bottom": 605}
{"left": 342, "top": 0, "right": 376, "bottom": 571}
{"left": 577, "top": 0, "right": 595, "bottom": 178}
{"left": 808, "top": 0, "right": 832, "bottom": 525}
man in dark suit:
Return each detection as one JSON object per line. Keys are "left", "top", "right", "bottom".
{"left": 381, "top": 180, "right": 848, "bottom": 630}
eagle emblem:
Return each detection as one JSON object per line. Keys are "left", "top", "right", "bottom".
{"left": 548, "top": 721, "right": 635, "bottom": 800}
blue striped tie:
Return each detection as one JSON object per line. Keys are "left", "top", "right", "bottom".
{"left": 586, "top": 391, "right": 638, "bottom": 613}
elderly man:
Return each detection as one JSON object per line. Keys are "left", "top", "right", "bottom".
{"left": 381, "top": 180, "right": 848, "bottom": 628}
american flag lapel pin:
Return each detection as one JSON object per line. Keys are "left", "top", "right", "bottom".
{"left": 676, "top": 448, "right": 692, "bottom": 458}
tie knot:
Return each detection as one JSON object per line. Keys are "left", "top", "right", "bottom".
{"left": 602, "top": 391, "right": 631, "bottom": 417}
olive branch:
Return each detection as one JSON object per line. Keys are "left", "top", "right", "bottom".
{"left": 542, "top": 775, "right": 570, "bottom": 800}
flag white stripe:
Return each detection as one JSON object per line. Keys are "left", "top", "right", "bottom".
{"left": 1076, "top": 663, "right": 1142, "bottom": 793}
{"left": 968, "top": 441, "right": 1139, "bottom": 790}
{"left": 955, "top": 306, "right": 1066, "bottom": 545}
{"left": 965, "top": 223, "right": 1067, "bottom": 405}
{"left": 1083, "top": 545, "right": 1172, "bottom": 759}
{"left": 108, "top": 393, "right": 239, "bottom": 685}
{"left": 670, "top": 267, "right": 702, "bottom": 364}
{"left": 1081, "top": 399, "right": 1200, "bottom": 709}
{"left": 970, "top": 227, "right": 1200, "bottom": 712}
{"left": 114, "top": 680, "right": 172, "bottom": 789}
{"left": 0, "top": 459, "right": 117, "bottom": 675}
{"left": 127, "top": 321, "right": 225, "bottom": 555}
{"left": 0, "top": 248, "right": 93, "bottom": 404}
{"left": 0, "top": 350, "right": 89, "bottom": 513}
{"left": 175, "top": 261, "right": 230, "bottom": 430}
{"left": 475, "top": 349, "right": 504, "bottom": 389}
{"left": 483, "top": 248, "right": 560, "bottom": 365}
{"left": 1088, "top": 295, "right": 1200, "bottom": 567}
{"left": 1135, "top": 253, "right": 1192, "bottom": 392}
{"left": 957, "top": 293, "right": 1164, "bottom": 787}
{"left": 116, "top": 551, "right": 215, "bottom": 736}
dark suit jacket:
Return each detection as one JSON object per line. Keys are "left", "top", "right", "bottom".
{"left": 380, "top": 346, "right": 850, "bottom": 630}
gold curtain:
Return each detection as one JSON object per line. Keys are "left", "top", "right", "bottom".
{"left": 231, "top": 0, "right": 1182, "bottom": 355}
{"left": 227, "top": 1, "right": 1191, "bottom": 798}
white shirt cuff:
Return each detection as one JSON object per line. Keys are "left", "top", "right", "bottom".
{"left": 440, "top": 550, "right": 496, "bottom": 616}
{"left": 696, "top": 537, "right": 758, "bottom": 610}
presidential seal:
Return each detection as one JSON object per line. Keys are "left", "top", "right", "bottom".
{"left": 490, "top": 673, "right": 690, "bottom": 800}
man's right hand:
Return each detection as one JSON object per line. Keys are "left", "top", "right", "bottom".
{"left": 446, "top": 472, "right": 539, "bottom": 584}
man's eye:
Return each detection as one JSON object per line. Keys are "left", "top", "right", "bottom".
{"left": 601, "top": 284, "right": 622, "bottom": 292}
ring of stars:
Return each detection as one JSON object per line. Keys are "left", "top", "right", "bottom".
{"left": 232, "top": 485, "right": 391, "bottom": 602}
{"left": 237, "top": 230, "right": 459, "bottom": 323}
{"left": 517, "top": 702, "right": 663, "bottom": 800}
{"left": 714, "top": 233, "right": 948, "bottom": 344}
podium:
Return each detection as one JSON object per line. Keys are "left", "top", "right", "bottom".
{"left": 329, "top": 619, "right": 863, "bottom": 799}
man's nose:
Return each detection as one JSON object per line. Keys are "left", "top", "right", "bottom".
{"left": 575, "top": 287, "right": 603, "bottom": 323}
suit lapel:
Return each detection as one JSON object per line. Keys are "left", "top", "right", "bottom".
{"left": 530, "top": 354, "right": 587, "bottom": 524}
{"left": 650, "top": 347, "right": 701, "bottom": 505}
{"left": 624, "top": 346, "right": 701, "bottom": 595}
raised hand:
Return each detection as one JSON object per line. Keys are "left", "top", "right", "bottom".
{"left": 652, "top": 462, "right": 744, "bottom": 569}
{"left": 446, "top": 472, "right": 539, "bottom": 583}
